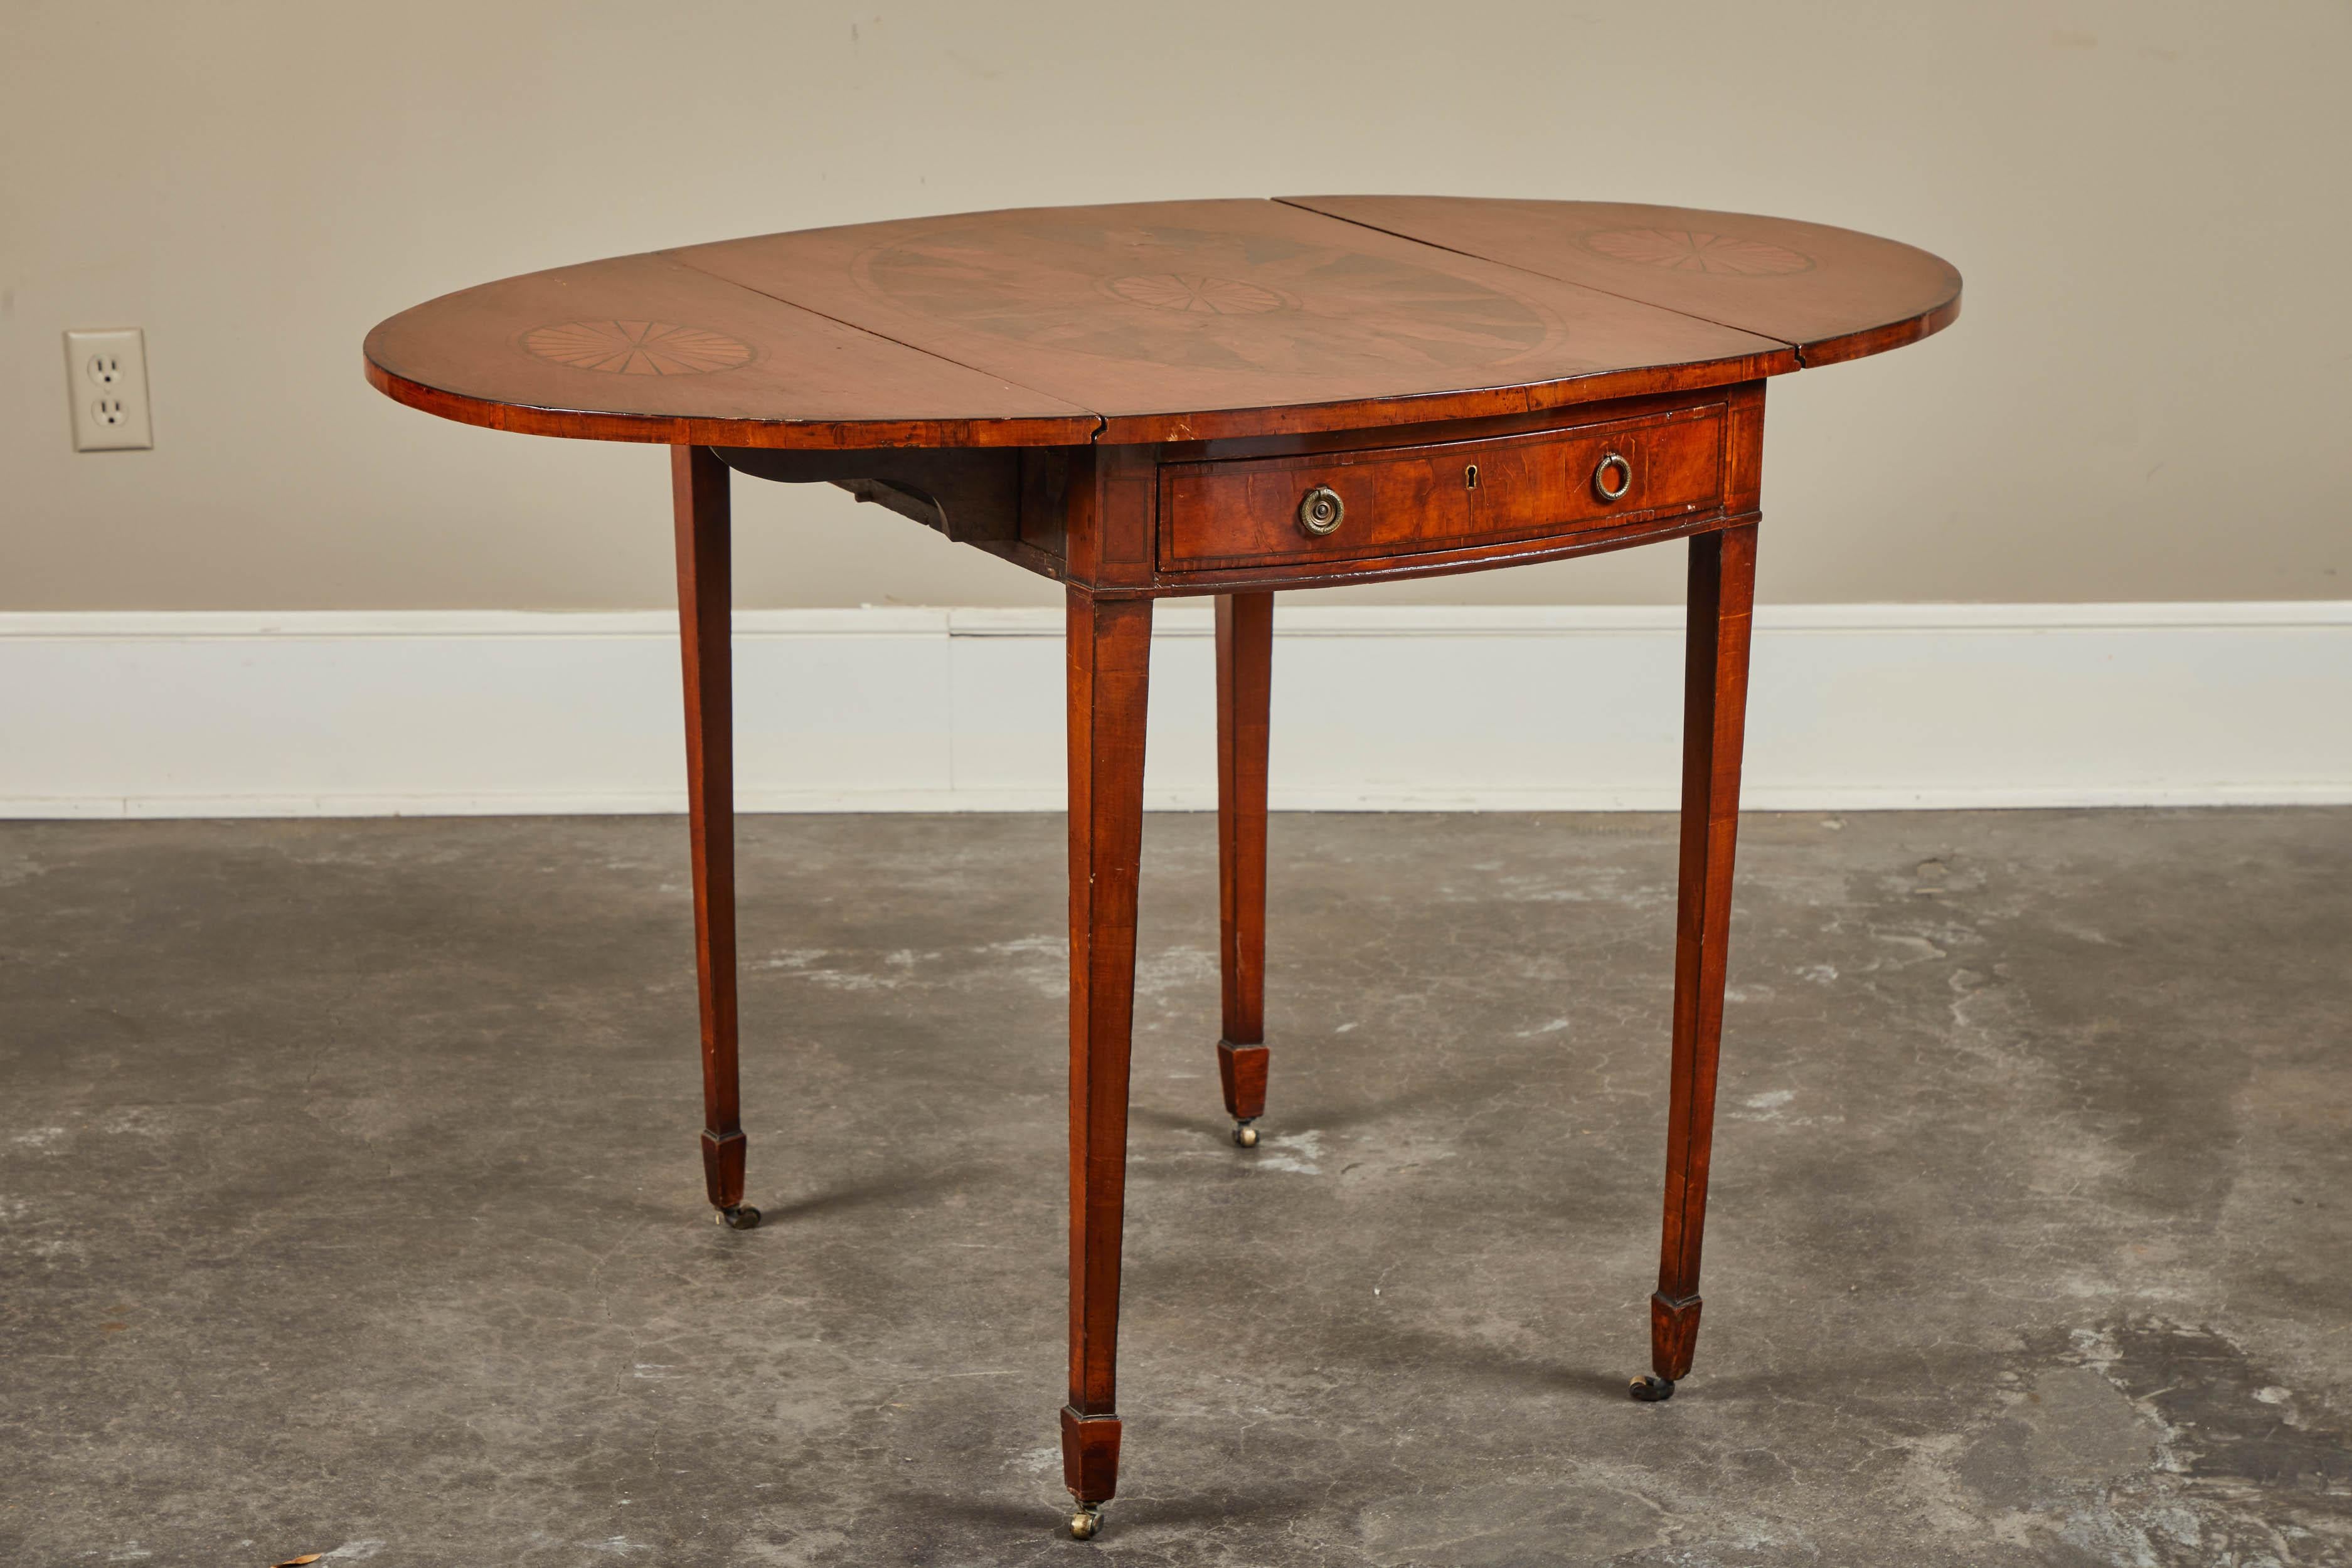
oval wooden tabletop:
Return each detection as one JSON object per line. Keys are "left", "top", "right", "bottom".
{"left": 365, "top": 198, "right": 1958, "bottom": 450}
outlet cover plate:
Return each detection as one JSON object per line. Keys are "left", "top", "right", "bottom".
{"left": 65, "top": 328, "right": 153, "bottom": 452}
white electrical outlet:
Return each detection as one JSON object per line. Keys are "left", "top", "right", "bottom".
{"left": 64, "top": 328, "right": 154, "bottom": 452}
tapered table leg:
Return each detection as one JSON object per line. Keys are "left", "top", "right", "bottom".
{"left": 672, "top": 445, "right": 758, "bottom": 1232}
{"left": 1634, "top": 522, "right": 1758, "bottom": 1402}
{"left": 1061, "top": 590, "right": 1152, "bottom": 1537}
{"left": 1215, "top": 591, "right": 1274, "bottom": 1149}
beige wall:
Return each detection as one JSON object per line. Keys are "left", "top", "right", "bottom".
{"left": 4, "top": 1, "right": 2345, "bottom": 612}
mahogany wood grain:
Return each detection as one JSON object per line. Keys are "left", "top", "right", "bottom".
{"left": 1651, "top": 522, "right": 1760, "bottom": 1384}
{"left": 672, "top": 200, "right": 1791, "bottom": 445}
{"left": 671, "top": 446, "right": 748, "bottom": 1215}
{"left": 365, "top": 252, "right": 1097, "bottom": 450}
{"left": 1469, "top": 404, "right": 1722, "bottom": 538}
{"left": 945, "top": 385, "right": 1763, "bottom": 601}
{"left": 1157, "top": 401, "right": 1725, "bottom": 573}
{"left": 1283, "top": 196, "right": 1961, "bottom": 367}
{"left": 1215, "top": 593, "right": 1274, "bottom": 1125}
{"left": 370, "top": 201, "right": 1951, "bottom": 452}
{"left": 1063, "top": 590, "right": 1154, "bottom": 1505}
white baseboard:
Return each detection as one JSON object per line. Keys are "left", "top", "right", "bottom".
{"left": 3, "top": 603, "right": 2347, "bottom": 817}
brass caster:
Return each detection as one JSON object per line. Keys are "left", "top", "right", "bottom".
{"left": 716, "top": 1204, "right": 762, "bottom": 1231}
{"left": 1232, "top": 1121, "right": 1259, "bottom": 1149}
{"left": 1068, "top": 1504, "right": 1104, "bottom": 1540}
{"left": 1628, "top": 1374, "right": 1676, "bottom": 1402}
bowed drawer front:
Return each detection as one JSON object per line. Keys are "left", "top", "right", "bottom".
{"left": 1156, "top": 401, "right": 1728, "bottom": 572}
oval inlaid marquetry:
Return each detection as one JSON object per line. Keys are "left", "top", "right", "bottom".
{"left": 1104, "top": 273, "right": 1290, "bottom": 315}
{"left": 370, "top": 198, "right": 1959, "bottom": 447}
{"left": 523, "top": 320, "right": 754, "bottom": 376}
{"left": 859, "top": 220, "right": 1551, "bottom": 376}
{"left": 1581, "top": 229, "right": 1814, "bottom": 277}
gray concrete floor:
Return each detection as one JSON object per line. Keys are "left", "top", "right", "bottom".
{"left": 3, "top": 810, "right": 2348, "bottom": 1567}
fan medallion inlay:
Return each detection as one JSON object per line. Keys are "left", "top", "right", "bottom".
{"left": 1581, "top": 228, "right": 1814, "bottom": 277}
{"left": 523, "top": 320, "right": 754, "bottom": 376}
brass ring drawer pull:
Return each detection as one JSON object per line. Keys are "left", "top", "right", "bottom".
{"left": 1296, "top": 484, "right": 1345, "bottom": 536}
{"left": 1594, "top": 451, "right": 1632, "bottom": 502}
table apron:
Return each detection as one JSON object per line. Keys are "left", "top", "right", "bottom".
{"left": 714, "top": 381, "right": 1766, "bottom": 597}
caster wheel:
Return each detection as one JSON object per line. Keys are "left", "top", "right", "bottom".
{"left": 716, "top": 1204, "right": 762, "bottom": 1231}
{"left": 1232, "top": 1121, "right": 1259, "bottom": 1149}
{"left": 1628, "top": 1374, "right": 1676, "bottom": 1402}
{"left": 1068, "top": 1505, "right": 1103, "bottom": 1540}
